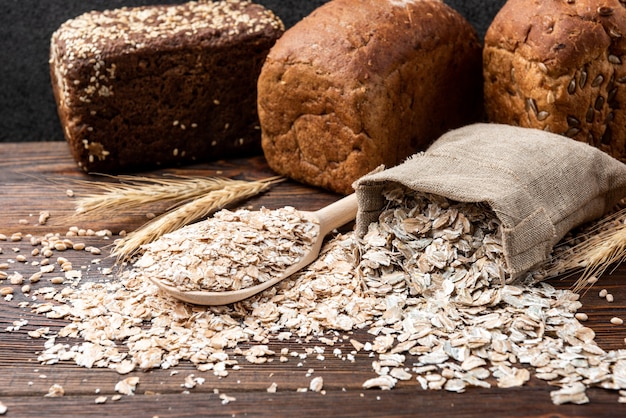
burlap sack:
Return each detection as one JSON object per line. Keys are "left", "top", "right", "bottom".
{"left": 354, "top": 123, "right": 626, "bottom": 279}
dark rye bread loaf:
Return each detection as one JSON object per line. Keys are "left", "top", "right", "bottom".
{"left": 50, "top": 0, "right": 284, "bottom": 173}
{"left": 483, "top": 0, "right": 626, "bottom": 162}
{"left": 257, "top": 0, "right": 483, "bottom": 195}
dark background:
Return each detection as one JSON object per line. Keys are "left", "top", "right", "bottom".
{"left": 0, "top": 0, "right": 506, "bottom": 142}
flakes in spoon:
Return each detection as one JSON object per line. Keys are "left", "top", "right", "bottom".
{"left": 135, "top": 206, "right": 319, "bottom": 292}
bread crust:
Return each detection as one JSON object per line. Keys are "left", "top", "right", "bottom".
{"left": 50, "top": 1, "right": 284, "bottom": 172}
{"left": 258, "top": 0, "right": 483, "bottom": 195}
{"left": 484, "top": 0, "right": 626, "bottom": 161}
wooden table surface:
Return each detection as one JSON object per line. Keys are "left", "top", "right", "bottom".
{"left": 1, "top": 141, "right": 626, "bottom": 417}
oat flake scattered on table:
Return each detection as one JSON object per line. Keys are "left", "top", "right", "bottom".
{"left": 15, "top": 186, "right": 626, "bottom": 405}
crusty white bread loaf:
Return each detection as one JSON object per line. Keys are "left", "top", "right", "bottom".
{"left": 257, "top": 0, "right": 483, "bottom": 195}
{"left": 483, "top": 0, "right": 626, "bottom": 161}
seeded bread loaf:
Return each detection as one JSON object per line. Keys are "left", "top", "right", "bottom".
{"left": 257, "top": 0, "right": 483, "bottom": 195}
{"left": 483, "top": 0, "right": 626, "bottom": 161}
{"left": 50, "top": 0, "right": 284, "bottom": 173}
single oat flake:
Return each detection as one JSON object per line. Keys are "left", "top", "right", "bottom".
{"left": 44, "top": 383, "right": 65, "bottom": 397}
{"left": 115, "top": 376, "right": 140, "bottom": 396}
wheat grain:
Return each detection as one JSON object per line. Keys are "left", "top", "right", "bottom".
{"left": 575, "top": 313, "right": 588, "bottom": 321}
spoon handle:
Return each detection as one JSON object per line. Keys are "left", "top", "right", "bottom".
{"left": 315, "top": 193, "right": 358, "bottom": 236}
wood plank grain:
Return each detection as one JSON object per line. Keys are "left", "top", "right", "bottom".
{"left": 2, "top": 387, "right": 625, "bottom": 418}
{"left": 0, "top": 142, "right": 625, "bottom": 417}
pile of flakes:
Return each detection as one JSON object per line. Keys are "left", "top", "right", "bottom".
{"left": 358, "top": 187, "right": 508, "bottom": 303}
{"left": 135, "top": 206, "right": 319, "bottom": 292}
{"left": 8, "top": 187, "right": 626, "bottom": 405}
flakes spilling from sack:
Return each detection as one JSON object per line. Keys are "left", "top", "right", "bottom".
{"left": 355, "top": 183, "right": 625, "bottom": 399}
{"left": 29, "top": 227, "right": 626, "bottom": 405}
{"left": 16, "top": 123, "right": 626, "bottom": 405}
{"left": 358, "top": 187, "right": 509, "bottom": 303}
{"left": 135, "top": 206, "right": 318, "bottom": 292}
{"left": 355, "top": 123, "right": 626, "bottom": 280}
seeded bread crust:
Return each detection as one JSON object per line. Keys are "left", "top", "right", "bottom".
{"left": 257, "top": 0, "right": 483, "bottom": 195}
{"left": 483, "top": 0, "right": 626, "bottom": 161}
{"left": 50, "top": 0, "right": 284, "bottom": 173}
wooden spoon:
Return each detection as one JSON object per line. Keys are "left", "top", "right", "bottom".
{"left": 149, "top": 193, "right": 358, "bottom": 305}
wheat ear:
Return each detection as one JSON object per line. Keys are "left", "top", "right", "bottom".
{"left": 74, "top": 175, "right": 245, "bottom": 215}
{"left": 112, "top": 177, "right": 283, "bottom": 260}
{"left": 545, "top": 208, "right": 626, "bottom": 292}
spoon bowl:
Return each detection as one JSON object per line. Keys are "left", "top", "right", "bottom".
{"left": 149, "top": 193, "right": 358, "bottom": 305}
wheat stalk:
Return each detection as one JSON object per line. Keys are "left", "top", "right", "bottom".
{"left": 545, "top": 208, "right": 626, "bottom": 292}
{"left": 73, "top": 175, "right": 246, "bottom": 215}
{"left": 112, "top": 176, "right": 283, "bottom": 260}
